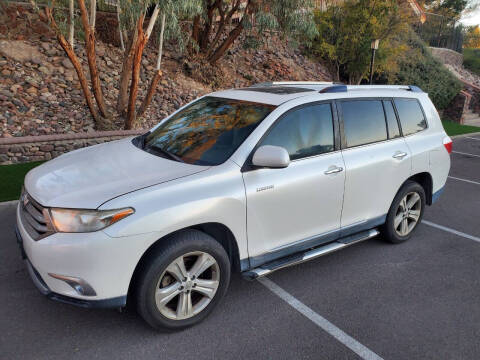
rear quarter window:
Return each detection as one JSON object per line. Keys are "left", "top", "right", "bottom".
{"left": 394, "top": 99, "right": 427, "bottom": 136}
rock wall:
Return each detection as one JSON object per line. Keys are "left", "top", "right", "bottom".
{"left": 462, "top": 81, "right": 480, "bottom": 114}
{"left": 0, "top": 130, "right": 144, "bottom": 165}
{"left": 443, "top": 90, "right": 471, "bottom": 124}
{"left": 0, "top": 3, "right": 331, "bottom": 139}
{"left": 429, "top": 47, "right": 463, "bottom": 68}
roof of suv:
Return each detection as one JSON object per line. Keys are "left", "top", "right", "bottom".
{"left": 209, "top": 82, "right": 425, "bottom": 106}
{"left": 210, "top": 86, "right": 318, "bottom": 105}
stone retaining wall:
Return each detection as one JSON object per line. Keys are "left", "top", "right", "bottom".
{"left": 462, "top": 81, "right": 480, "bottom": 114}
{"left": 0, "top": 130, "right": 144, "bottom": 165}
{"left": 443, "top": 90, "right": 471, "bottom": 123}
{"left": 429, "top": 47, "right": 463, "bottom": 68}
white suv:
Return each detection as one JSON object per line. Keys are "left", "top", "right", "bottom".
{"left": 16, "top": 82, "right": 452, "bottom": 330}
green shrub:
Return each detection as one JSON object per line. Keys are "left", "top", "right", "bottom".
{"left": 386, "top": 29, "right": 462, "bottom": 110}
{"left": 463, "top": 48, "right": 480, "bottom": 76}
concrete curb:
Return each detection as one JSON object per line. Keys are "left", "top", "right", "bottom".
{"left": 451, "top": 131, "right": 480, "bottom": 139}
{"left": 0, "top": 200, "right": 18, "bottom": 207}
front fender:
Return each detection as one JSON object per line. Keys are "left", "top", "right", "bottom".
{"left": 99, "top": 161, "right": 248, "bottom": 260}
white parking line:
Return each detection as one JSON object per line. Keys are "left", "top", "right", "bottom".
{"left": 452, "top": 151, "right": 480, "bottom": 158}
{"left": 258, "top": 277, "right": 384, "bottom": 360}
{"left": 448, "top": 176, "right": 480, "bottom": 186}
{"left": 422, "top": 220, "right": 480, "bottom": 243}
{"left": 464, "top": 137, "right": 480, "bottom": 141}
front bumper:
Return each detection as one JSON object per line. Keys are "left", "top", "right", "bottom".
{"left": 16, "top": 225, "right": 126, "bottom": 308}
{"left": 15, "top": 203, "right": 156, "bottom": 308}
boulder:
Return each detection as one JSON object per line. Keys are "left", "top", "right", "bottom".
{"left": 62, "top": 58, "right": 74, "bottom": 69}
{"left": 0, "top": 40, "right": 44, "bottom": 64}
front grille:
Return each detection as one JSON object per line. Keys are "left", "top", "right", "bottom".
{"left": 20, "top": 189, "right": 54, "bottom": 240}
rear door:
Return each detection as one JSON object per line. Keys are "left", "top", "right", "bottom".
{"left": 243, "top": 102, "right": 345, "bottom": 266}
{"left": 338, "top": 99, "right": 412, "bottom": 233}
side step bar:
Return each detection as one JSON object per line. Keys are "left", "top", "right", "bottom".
{"left": 242, "top": 228, "right": 380, "bottom": 280}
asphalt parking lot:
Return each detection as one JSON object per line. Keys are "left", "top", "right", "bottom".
{"left": 1, "top": 135, "right": 480, "bottom": 360}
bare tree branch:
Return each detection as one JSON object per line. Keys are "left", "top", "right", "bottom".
{"left": 117, "top": 0, "right": 125, "bottom": 51}
{"left": 138, "top": 12, "right": 166, "bottom": 118}
{"left": 78, "top": 0, "right": 110, "bottom": 119}
{"left": 90, "top": 0, "right": 96, "bottom": 28}
{"left": 29, "top": 1, "right": 100, "bottom": 124}
{"left": 68, "top": 0, "right": 74, "bottom": 46}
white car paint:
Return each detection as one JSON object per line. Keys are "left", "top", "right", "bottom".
{"left": 17, "top": 83, "right": 451, "bottom": 303}
{"left": 25, "top": 138, "right": 209, "bottom": 209}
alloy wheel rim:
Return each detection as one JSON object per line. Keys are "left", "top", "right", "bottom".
{"left": 155, "top": 251, "right": 220, "bottom": 320}
{"left": 394, "top": 192, "right": 421, "bottom": 236}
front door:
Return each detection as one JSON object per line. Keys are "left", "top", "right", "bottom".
{"left": 242, "top": 102, "right": 345, "bottom": 267}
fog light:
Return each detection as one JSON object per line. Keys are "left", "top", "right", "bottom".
{"left": 48, "top": 273, "right": 97, "bottom": 296}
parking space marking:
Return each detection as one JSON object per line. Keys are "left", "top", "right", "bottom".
{"left": 258, "top": 277, "right": 384, "bottom": 360}
{"left": 422, "top": 220, "right": 480, "bottom": 243}
{"left": 464, "top": 137, "right": 480, "bottom": 141}
{"left": 452, "top": 151, "right": 480, "bottom": 158}
{"left": 448, "top": 176, "right": 480, "bottom": 186}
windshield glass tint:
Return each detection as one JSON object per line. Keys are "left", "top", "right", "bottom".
{"left": 144, "top": 97, "right": 276, "bottom": 165}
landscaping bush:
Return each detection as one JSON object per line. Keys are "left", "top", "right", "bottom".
{"left": 386, "top": 29, "right": 462, "bottom": 110}
{"left": 463, "top": 48, "right": 480, "bottom": 76}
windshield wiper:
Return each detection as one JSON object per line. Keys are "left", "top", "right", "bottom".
{"left": 146, "top": 144, "right": 185, "bottom": 163}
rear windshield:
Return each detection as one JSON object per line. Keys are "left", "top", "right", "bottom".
{"left": 143, "top": 97, "right": 276, "bottom": 165}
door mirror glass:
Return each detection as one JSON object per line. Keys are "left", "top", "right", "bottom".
{"left": 252, "top": 145, "right": 290, "bottom": 168}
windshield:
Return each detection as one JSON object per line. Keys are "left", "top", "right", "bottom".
{"left": 142, "top": 97, "right": 276, "bottom": 165}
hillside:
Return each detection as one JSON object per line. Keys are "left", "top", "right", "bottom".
{"left": 0, "top": 4, "right": 332, "bottom": 137}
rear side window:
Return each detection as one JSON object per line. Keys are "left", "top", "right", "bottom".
{"left": 341, "top": 100, "right": 387, "bottom": 147}
{"left": 261, "top": 103, "right": 334, "bottom": 160}
{"left": 383, "top": 100, "right": 401, "bottom": 139}
{"left": 394, "top": 99, "right": 427, "bottom": 136}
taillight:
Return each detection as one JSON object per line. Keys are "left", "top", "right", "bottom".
{"left": 443, "top": 136, "right": 452, "bottom": 154}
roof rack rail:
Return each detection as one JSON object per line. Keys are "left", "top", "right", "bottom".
{"left": 250, "top": 81, "right": 335, "bottom": 88}
{"left": 319, "top": 85, "right": 347, "bottom": 93}
{"left": 318, "top": 85, "right": 424, "bottom": 93}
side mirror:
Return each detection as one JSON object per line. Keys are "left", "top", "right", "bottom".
{"left": 252, "top": 145, "right": 290, "bottom": 169}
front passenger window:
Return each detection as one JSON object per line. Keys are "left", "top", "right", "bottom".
{"left": 260, "top": 103, "right": 335, "bottom": 160}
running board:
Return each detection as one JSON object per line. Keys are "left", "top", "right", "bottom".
{"left": 242, "top": 228, "right": 380, "bottom": 280}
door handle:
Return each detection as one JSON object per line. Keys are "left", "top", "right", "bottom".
{"left": 392, "top": 151, "right": 408, "bottom": 160}
{"left": 324, "top": 166, "right": 344, "bottom": 175}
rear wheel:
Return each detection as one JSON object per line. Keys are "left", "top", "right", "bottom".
{"left": 136, "top": 229, "right": 231, "bottom": 330}
{"left": 383, "top": 180, "right": 425, "bottom": 244}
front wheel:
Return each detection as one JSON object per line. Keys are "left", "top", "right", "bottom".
{"left": 382, "top": 180, "right": 426, "bottom": 244}
{"left": 135, "top": 229, "right": 231, "bottom": 331}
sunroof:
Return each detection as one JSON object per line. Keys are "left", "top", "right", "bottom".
{"left": 238, "top": 86, "right": 313, "bottom": 95}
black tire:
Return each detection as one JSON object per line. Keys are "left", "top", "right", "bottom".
{"left": 135, "top": 229, "right": 231, "bottom": 331}
{"left": 382, "top": 180, "right": 426, "bottom": 244}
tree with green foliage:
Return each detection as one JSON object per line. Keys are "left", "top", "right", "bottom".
{"left": 421, "top": 0, "right": 477, "bottom": 18}
{"left": 464, "top": 25, "right": 480, "bottom": 48}
{"left": 309, "top": 0, "right": 407, "bottom": 84}
{"left": 190, "top": 0, "right": 318, "bottom": 64}
{"left": 385, "top": 28, "right": 462, "bottom": 109}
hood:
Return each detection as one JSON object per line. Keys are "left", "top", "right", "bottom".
{"left": 25, "top": 138, "right": 209, "bottom": 208}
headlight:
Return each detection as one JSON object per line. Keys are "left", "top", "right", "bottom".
{"left": 49, "top": 207, "right": 134, "bottom": 233}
